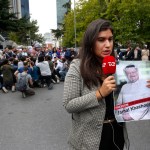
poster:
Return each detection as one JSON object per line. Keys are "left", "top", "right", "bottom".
{"left": 114, "top": 61, "right": 150, "bottom": 122}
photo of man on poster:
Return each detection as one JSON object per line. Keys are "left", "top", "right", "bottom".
{"left": 114, "top": 62, "right": 150, "bottom": 122}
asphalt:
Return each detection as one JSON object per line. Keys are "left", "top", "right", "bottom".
{"left": 0, "top": 82, "right": 149, "bottom": 150}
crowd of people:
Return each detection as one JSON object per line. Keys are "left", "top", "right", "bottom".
{"left": 0, "top": 45, "right": 77, "bottom": 97}
{"left": 115, "top": 45, "right": 150, "bottom": 61}
{"left": 0, "top": 18, "right": 149, "bottom": 150}
{"left": 0, "top": 42, "right": 148, "bottom": 97}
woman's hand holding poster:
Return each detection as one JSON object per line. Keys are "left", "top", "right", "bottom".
{"left": 114, "top": 61, "right": 150, "bottom": 122}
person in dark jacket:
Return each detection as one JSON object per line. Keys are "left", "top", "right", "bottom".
{"left": 125, "top": 46, "right": 141, "bottom": 60}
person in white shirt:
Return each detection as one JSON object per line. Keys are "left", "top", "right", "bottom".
{"left": 21, "top": 47, "right": 28, "bottom": 57}
{"left": 55, "top": 58, "right": 63, "bottom": 71}
{"left": 116, "top": 64, "right": 150, "bottom": 121}
{"left": 36, "top": 55, "right": 53, "bottom": 90}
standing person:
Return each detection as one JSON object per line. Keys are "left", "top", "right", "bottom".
{"left": 52, "top": 47, "right": 58, "bottom": 61}
{"left": 116, "top": 47, "right": 123, "bottom": 60}
{"left": 141, "top": 45, "right": 149, "bottom": 60}
{"left": 63, "top": 19, "right": 129, "bottom": 150}
{"left": 69, "top": 47, "right": 77, "bottom": 62}
{"left": 125, "top": 46, "right": 141, "bottom": 60}
{"left": 124, "top": 46, "right": 133, "bottom": 60}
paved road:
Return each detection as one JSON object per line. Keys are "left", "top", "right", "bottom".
{"left": 0, "top": 82, "right": 150, "bottom": 150}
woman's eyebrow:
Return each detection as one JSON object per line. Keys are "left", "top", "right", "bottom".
{"left": 97, "top": 36, "right": 113, "bottom": 39}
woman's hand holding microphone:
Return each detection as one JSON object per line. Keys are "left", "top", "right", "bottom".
{"left": 96, "top": 75, "right": 116, "bottom": 100}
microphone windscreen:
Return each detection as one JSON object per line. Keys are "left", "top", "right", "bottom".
{"left": 102, "top": 56, "right": 116, "bottom": 75}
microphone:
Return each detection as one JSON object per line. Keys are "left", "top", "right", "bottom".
{"left": 102, "top": 56, "right": 116, "bottom": 75}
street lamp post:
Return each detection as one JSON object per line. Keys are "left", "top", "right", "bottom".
{"left": 74, "top": 0, "right": 77, "bottom": 50}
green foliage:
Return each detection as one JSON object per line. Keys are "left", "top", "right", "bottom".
{"left": 63, "top": 11, "right": 75, "bottom": 46}
{"left": 102, "top": 0, "right": 150, "bottom": 45}
{"left": 63, "top": 0, "right": 101, "bottom": 47}
{"left": 62, "top": 0, "right": 71, "bottom": 14}
{"left": 9, "top": 32, "right": 19, "bottom": 43}
{"left": 62, "top": 0, "right": 150, "bottom": 47}
{"left": 0, "top": 0, "right": 18, "bottom": 33}
{"left": 51, "top": 29, "right": 64, "bottom": 40}
{"left": 0, "top": 0, "right": 44, "bottom": 45}
{"left": 14, "top": 18, "right": 44, "bottom": 45}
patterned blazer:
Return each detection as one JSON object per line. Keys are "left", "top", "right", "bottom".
{"left": 63, "top": 59, "right": 129, "bottom": 150}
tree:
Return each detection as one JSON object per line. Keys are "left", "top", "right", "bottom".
{"left": 63, "top": 0, "right": 101, "bottom": 47}
{"left": 62, "top": 0, "right": 71, "bottom": 14}
{"left": 9, "top": 18, "right": 44, "bottom": 45}
{"left": 51, "top": 28, "right": 64, "bottom": 40}
{"left": 0, "top": 0, "right": 44, "bottom": 45}
{"left": 9, "top": 17, "right": 31, "bottom": 44}
{"left": 105, "top": 0, "right": 150, "bottom": 46}
{"left": 62, "top": 0, "right": 150, "bottom": 48}
{"left": 0, "top": 0, "right": 18, "bottom": 35}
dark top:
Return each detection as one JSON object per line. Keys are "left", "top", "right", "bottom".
{"left": 104, "top": 92, "right": 115, "bottom": 120}
{"left": 98, "top": 77, "right": 115, "bottom": 120}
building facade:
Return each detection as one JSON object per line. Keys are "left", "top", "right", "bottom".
{"left": 56, "top": 0, "right": 71, "bottom": 28}
{"left": 21, "top": 0, "right": 29, "bottom": 18}
{"left": 9, "top": 0, "right": 29, "bottom": 19}
{"left": 44, "top": 32, "right": 58, "bottom": 48}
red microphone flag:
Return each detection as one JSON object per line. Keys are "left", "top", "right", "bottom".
{"left": 102, "top": 56, "right": 116, "bottom": 75}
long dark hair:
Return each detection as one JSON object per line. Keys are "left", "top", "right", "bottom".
{"left": 78, "top": 19, "right": 114, "bottom": 89}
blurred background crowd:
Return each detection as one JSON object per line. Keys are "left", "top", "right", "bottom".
{"left": 0, "top": 45, "right": 77, "bottom": 95}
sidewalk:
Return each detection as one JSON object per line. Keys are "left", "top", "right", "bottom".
{"left": 125, "top": 120, "right": 150, "bottom": 150}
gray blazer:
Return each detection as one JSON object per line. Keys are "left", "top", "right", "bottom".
{"left": 63, "top": 59, "right": 129, "bottom": 150}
